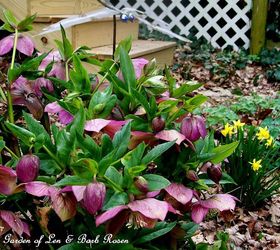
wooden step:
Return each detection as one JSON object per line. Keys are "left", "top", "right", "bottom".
{"left": 29, "top": 17, "right": 139, "bottom": 52}
{"left": 91, "top": 40, "right": 177, "bottom": 67}
{"left": 0, "top": 0, "right": 103, "bottom": 20}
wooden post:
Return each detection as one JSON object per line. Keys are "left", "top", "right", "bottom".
{"left": 250, "top": 0, "right": 268, "bottom": 54}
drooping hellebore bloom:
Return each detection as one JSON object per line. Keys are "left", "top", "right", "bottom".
{"left": 11, "top": 76, "right": 44, "bottom": 119}
{"left": 180, "top": 115, "right": 207, "bottom": 142}
{"left": 38, "top": 51, "right": 66, "bottom": 80}
{"left": 0, "top": 166, "right": 17, "bottom": 195}
{"left": 0, "top": 34, "right": 35, "bottom": 56}
{"left": 119, "top": 58, "right": 149, "bottom": 80}
{"left": 206, "top": 163, "right": 222, "bottom": 184}
{"left": 151, "top": 116, "right": 166, "bottom": 133}
{"left": 96, "top": 198, "right": 169, "bottom": 233}
{"left": 25, "top": 182, "right": 77, "bottom": 222}
{"left": 129, "top": 129, "right": 186, "bottom": 149}
{"left": 191, "top": 194, "right": 237, "bottom": 224}
{"left": 82, "top": 182, "right": 106, "bottom": 215}
{"left": 16, "top": 154, "right": 40, "bottom": 183}
{"left": 44, "top": 102, "right": 74, "bottom": 125}
{"left": 33, "top": 77, "right": 54, "bottom": 97}
{"left": 84, "top": 119, "right": 127, "bottom": 139}
{"left": 163, "top": 183, "right": 193, "bottom": 212}
{"left": 0, "top": 210, "right": 30, "bottom": 237}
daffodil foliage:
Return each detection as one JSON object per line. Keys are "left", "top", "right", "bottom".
{"left": 0, "top": 10, "right": 258, "bottom": 250}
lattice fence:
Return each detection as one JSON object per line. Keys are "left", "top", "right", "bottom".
{"left": 109, "top": 0, "right": 253, "bottom": 50}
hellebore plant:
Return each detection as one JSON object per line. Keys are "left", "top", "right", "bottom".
{"left": 0, "top": 11, "right": 243, "bottom": 249}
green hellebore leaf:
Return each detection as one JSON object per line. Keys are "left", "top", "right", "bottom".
{"left": 134, "top": 221, "right": 176, "bottom": 244}
{"left": 5, "top": 121, "right": 35, "bottom": 146}
{"left": 54, "top": 176, "right": 91, "bottom": 187}
{"left": 105, "top": 166, "right": 123, "bottom": 188}
{"left": 142, "top": 174, "right": 171, "bottom": 191}
{"left": 141, "top": 141, "right": 175, "bottom": 165}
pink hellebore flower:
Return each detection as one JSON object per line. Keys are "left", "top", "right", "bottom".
{"left": 85, "top": 119, "right": 127, "bottom": 139}
{"left": 0, "top": 166, "right": 17, "bottom": 195}
{"left": 33, "top": 77, "right": 54, "bottom": 97}
{"left": 11, "top": 76, "right": 44, "bottom": 120}
{"left": 96, "top": 198, "right": 169, "bottom": 231}
{"left": 165, "top": 183, "right": 193, "bottom": 205}
{"left": 0, "top": 210, "right": 30, "bottom": 237}
{"left": 180, "top": 115, "right": 207, "bottom": 142}
{"left": 119, "top": 58, "right": 149, "bottom": 80}
{"left": 38, "top": 51, "right": 66, "bottom": 80}
{"left": 129, "top": 130, "right": 186, "bottom": 149}
{"left": 72, "top": 182, "right": 106, "bottom": 215}
{"left": 16, "top": 154, "right": 40, "bottom": 183}
{"left": 0, "top": 34, "right": 34, "bottom": 56}
{"left": 25, "top": 182, "right": 77, "bottom": 222}
{"left": 45, "top": 102, "right": 74, "bottom": 125}
{"left": 191, "top": 194, "right": 237, "bottom": 224}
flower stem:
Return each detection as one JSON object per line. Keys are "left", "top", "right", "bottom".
{"left": 7, "top": 28, "right": 19, "bottom": 124}
{"left": 65, "top": 59, "right": 69, "bottom": 82}
{"left": 11, "top": 29, "right": 18, "bottom": 70}
{"left": 4, "top": 146, "right": 19, "bottom": 160}
{"left": 93, "top": 62, "right": 117, "bottom": 94}
{"left": 42, "top": 145, "right": 64, "bottom": 170}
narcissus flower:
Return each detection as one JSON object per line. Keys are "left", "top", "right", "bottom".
{"left": 191, "top": 194, "right": 237, "bottom": 223}
{"left": 256, "top": 127, "right": 270, "bottom": 141}
{"left": 0, "top": 34, "right": 34, "bottom": 56}
{"left": 233, "top": 120, "right": 245, "bottom": 130}
{"left": 221, "top": 123, "right": 234, "bottom": 137}
{"left": 180, "top": 115, "right": 207, "bottom": 142}
{"left": 249, "top": 159, "right": 262, "bottom": 172}
{"left": 265, "top": 136, "right": 274, "bottom": 147}
{"left": 16, "top": 154, "right": 40, "bottom": 183}
{"left": 0, "top": 210, "right": 30, "bottom": 237}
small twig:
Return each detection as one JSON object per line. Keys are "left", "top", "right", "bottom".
{"left": 112, "top": 15, "right": 117, "bottom": 59}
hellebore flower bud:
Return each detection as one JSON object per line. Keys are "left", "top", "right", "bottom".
{"left": 180, "top": 115, "right": 207, "bottom": 142}
{"left": 134, "top": 176, "right": 149, "bottom": 193}
{"left": 207, "top": 163, "right": 222, "bottom": 184}
{"left": 16, "top": 154, "right": 40, "bottom": 183}
{"left": 186, "top": 170, "right": 199, "bottom": 182}
{"left": 152, "top": 116, "right": 165, "bottom": 133}
{"left": 83, "top": 182, "right": 106, "bottom": 215}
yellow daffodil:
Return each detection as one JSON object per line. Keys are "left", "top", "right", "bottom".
{"left": 265, "top": 136, "right": 274, "bottom": 147}
{"left": 233, "top": 120, "right": 245, "bottom": 131}
{"left": 249, "top": 159, "right": 262, "bottom": 172}
{"left": 221, "top": 123, "right": 234, "bottom": 137}
{"left": 256, "top": 127, "right": 270, "bottom": 141}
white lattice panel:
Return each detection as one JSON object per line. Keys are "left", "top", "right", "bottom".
{"left": 109, "top": 0, "right": 252, "bottom": 50}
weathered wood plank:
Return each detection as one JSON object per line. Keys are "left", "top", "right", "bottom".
{"left": 29, "top": 0, "right": 102, "bottom": 16}
{"left": 72, "top": 19, "right": 139, "bottom": 48}
{"left": 0, "top": 0, "right": 29, "bottom": 20}
{"left": 91, "top": 40, "right": 176, "bottom": 67}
